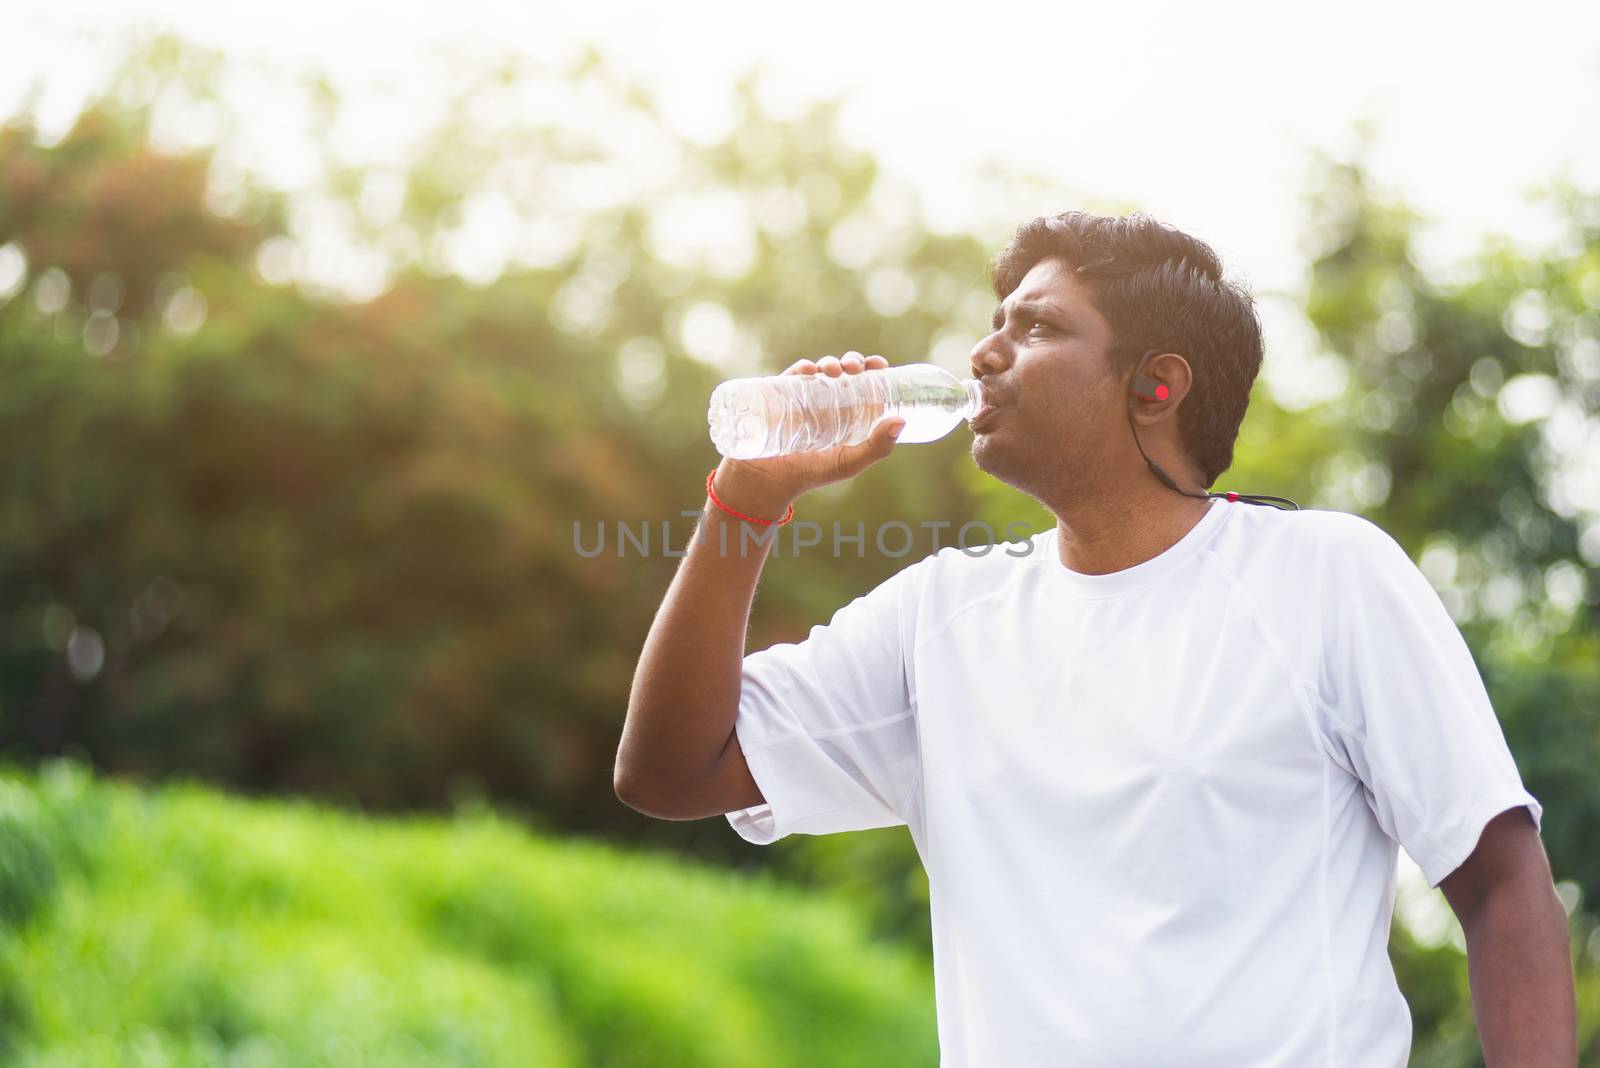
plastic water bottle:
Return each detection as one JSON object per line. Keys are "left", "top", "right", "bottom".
{"left": 708, "top": 363, "right": 985, "bottom": 459}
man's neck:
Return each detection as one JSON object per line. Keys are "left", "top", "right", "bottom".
{"left": 1046, "top": 482, "right": 1214, "bottom": 577}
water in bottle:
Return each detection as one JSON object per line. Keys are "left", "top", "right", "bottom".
{"left": 707, "top": 363, "right": 985, "bottom": 459}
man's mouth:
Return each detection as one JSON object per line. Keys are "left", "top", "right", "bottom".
{"left": 968, "top": 378, "right": 1007, "bottom": 432}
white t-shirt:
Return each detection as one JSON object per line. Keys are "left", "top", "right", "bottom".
{"left": 725, "top": 497, "right": 1542, "bottom": 1067}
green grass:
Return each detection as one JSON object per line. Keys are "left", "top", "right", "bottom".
{"left": 0, "top": 762, "right": 937, "bottom": 1067}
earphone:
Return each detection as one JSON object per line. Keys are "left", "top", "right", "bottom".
{"left": 1131, "top": 373, "right": 1170, "bottom": 403}
{"left": 1128, "top": 348, "right": 1300, "bottom": 510}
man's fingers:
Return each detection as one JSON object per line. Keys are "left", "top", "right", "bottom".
{"left": 784, "top": 353, "right": 886, "bottom": 377}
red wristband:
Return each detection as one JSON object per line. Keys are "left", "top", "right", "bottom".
{"left": 705, "top": 468, "right": 794, "bottom": 527}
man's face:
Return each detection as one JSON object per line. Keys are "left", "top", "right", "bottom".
{"left": 968, "top": 258, "right": 1127, "bottom": 496}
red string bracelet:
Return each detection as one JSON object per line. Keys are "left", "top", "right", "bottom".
{"left": 705, "top": 468, "right": 794, "bottom": 527}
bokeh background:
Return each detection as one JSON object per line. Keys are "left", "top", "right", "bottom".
{"left": 3, "top": 2, "right": 1600, "bottom": 1064}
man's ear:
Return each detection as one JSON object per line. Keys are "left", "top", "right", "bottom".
{"left": 1131, "top": 351, "right": 1192, "bottom": 417}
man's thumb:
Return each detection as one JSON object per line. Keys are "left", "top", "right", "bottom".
{"left": 876, "top": 418, "right": 906, "bottom": 450}
{"left": 832, "top": 417, "right": 904, "bottom": 480}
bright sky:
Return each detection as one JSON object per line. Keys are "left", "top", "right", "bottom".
{"left": 15, "top": 0, "right": 1600, "bottom": 279}
{"left": 8, "top": 0, "right": 1600, "bottom": 412}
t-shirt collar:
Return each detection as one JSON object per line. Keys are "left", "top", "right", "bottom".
{"left": 1041, "top": 497, "right": 1232, "bottom": 598}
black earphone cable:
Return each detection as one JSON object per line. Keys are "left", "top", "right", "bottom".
{"left": 1128, "top": 349, "right": 1300, "bottom": 511}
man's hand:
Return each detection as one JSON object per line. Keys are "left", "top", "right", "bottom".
{"left": 711, "top": 351, "right": 905, "bottom": 519}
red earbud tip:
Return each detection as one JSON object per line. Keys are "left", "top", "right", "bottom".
{"left": 1155, "top": 385, "right": 1169, "bottom": 400}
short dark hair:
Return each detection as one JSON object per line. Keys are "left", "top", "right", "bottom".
{"left": 989, "top": 211, "right": 1264, "bottom": 488}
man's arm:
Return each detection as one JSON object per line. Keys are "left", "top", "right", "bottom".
{"left": 612, "top": 353, "right": 903, "bottom": 819}
{"left": 612, "top": 461, "right": 782, "bottom": 820}
{"left": 1438, "top": 806, "right": 1577, "bottom": 1066}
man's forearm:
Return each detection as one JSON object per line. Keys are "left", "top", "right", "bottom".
{"left": 613, "top": 462, "right": 791, "bottom": 803}
{"left": 1459, "top": 871, "right": 1577, "bottom": 1065}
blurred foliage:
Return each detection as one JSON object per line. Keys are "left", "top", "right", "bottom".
{"left": 0, "top": 760, "right": 938, "bottom": 1066}
{"left": 0, "top": 39, "right": 998, "bottom": 845}
{"left": 1299, "top": 160, "right": 1600, "bottom": 909}
{"left": 2, "top": 30, "right": 1599, "bottom": 1063}
{"left": 1290, "top": 161, "right": 1600, "bottom": 1063}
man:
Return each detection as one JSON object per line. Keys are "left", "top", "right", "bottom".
{"left": 614, "top": 212, "right": 1577, "bottom": 1065}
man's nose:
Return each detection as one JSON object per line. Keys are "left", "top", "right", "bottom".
{"left": 970, "top": 333, "right": 1012, "bottom": 378}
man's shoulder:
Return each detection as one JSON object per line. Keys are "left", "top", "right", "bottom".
{"left": 1213, "top": 503, "right": 1398, "bottom": 567}
{"left": 1284, "top": 507, "right": 1410, "bottom": 573}
{"left": 1207, "top": 508, "right": 1437, "bottom": 647}
{"left": 1182, "top": 505, "right": 1416, "bottom": 625}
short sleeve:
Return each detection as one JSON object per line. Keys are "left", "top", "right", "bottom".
{"left": 1317, "top": 515, "right": 1542, "bottom": 888}
{"left": 724, "top": 555, "right": 931, "bottom": 846}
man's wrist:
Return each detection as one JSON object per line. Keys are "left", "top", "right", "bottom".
{"left": 709, "top": 462, "right": 797, "bottom": 522}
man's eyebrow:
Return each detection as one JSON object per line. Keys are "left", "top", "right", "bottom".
{"left": 991, "top": 299, "right": 1070, "bottom": 331}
